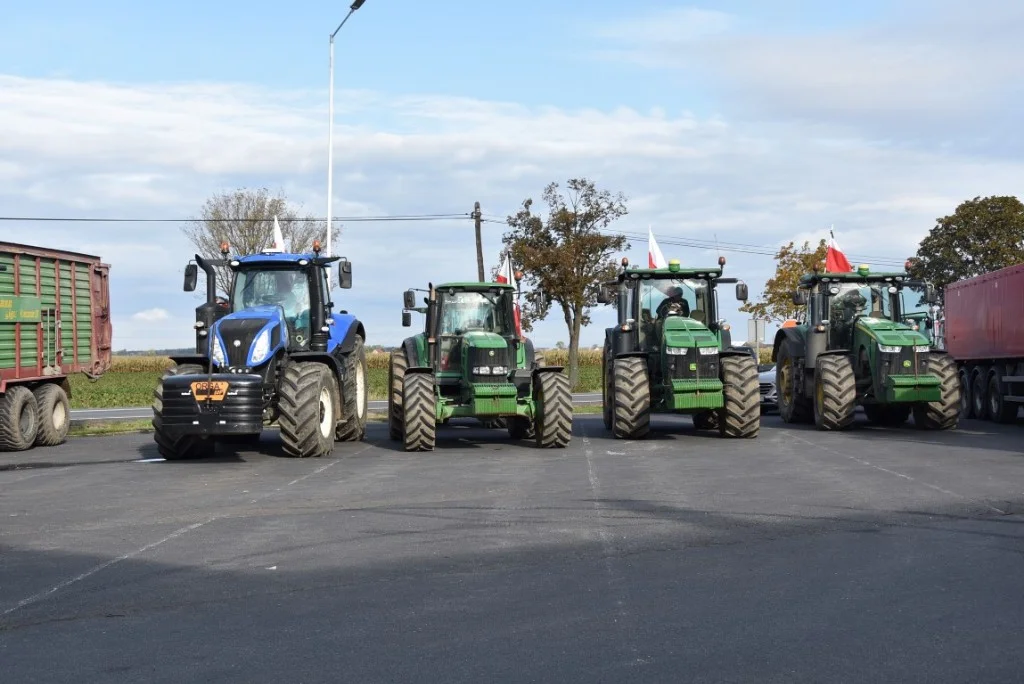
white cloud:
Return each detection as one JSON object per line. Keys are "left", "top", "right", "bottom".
{"left": 1, "top": 61, "right": 1023, "bottom": 349}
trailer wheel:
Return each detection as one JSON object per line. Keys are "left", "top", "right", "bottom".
{"left": 958, "top": 368, "right": 973, "bottom": 419}
{"left": 402, "top": 372, "right": 436, "bottom": 452}
{"left": 813, "top": 355, "right": 856, "bottom": 431}
{"left": 534, "top": 371, "right": 572, "bottom": 448}
{"left": 971, "top": 368, "right": 989, "bottom": 421}
{"left": 987, "top": 372, "right": 1017, "bottom": 424}
{"left": 152, "top": 363, "right": 214, "bottom": 461}
{"left": 388, "top": 348, "right": 408, "bottom": 441}
{"left": 912, "top": 355, "right": 961, "bottom": 431}
{"left": 335, "top": 335, "right": 369, "bottom": 442}
{"left": 612, "top": 357, "right": 650, "bottom": 439}
{"left": 0, "top": 386, "right": 39, "bottom": 452}
{"left": 278, "top": 362, "right": 337, "bottom": 458}
{"left": 33, "top": 384, "right": 70, "bottom": 447}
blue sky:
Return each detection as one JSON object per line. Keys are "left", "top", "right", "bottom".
{"left": 1, "top": 0, "right": 1022, "bottom": 350}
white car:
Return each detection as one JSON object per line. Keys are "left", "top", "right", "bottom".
{"left": 758, "top": 364, "right": 777, "bottom": 411}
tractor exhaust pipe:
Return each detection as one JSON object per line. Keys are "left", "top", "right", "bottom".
{"left": 195, "top": 254, "right": 218, "bottom": 305}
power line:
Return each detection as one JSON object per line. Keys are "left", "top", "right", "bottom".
{"left": 0, "top": 213, "right": 471, "bottom": 223}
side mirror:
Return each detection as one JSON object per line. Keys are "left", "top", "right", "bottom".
{"left": 924, "top": 283, "right": 937, "bottom": 304}
{"left": 184, "top": 264, "right": 198, "bottom": 292}
{"left": 596, "top": 285, "right": 613, "bottom": 305}
{"left": 337, "top": 258, "right": 352, "bottom": 289}
{"left": 402, "top": 311, "right": 412, "bottom": 327}
{"left": 403, "top": 289, "right": 417, "bottom": 309}
{"left": 735, "top": 283, "right": 748, "bottom": 302}
{"left": 791, "top": 290, "right": 807, "bottom": 306}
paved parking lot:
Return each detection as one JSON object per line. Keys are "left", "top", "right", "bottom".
{"left": 2, "top": 414, "right": 1023, "bottom": 683}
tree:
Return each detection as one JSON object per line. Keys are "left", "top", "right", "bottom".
{"left": 740, "top": 239, "right": 827, "bottom": 322}
{"left": 181, "top": 187, "right": 339, "bottom": 297}
{"left": 910, "top": 195, "right": 1024, "bottom": 299}
{"left": 500, "top": 178, "right": 629, "bottom": 387}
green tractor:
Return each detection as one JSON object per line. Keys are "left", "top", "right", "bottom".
{"left": 598, "top": 256, "right": 760, "bottom": 439}
{"left": 772, "top": 264, "right": 959, "bottom": 430}
{"left": 389, "top": 280, "right": 572, "bottom": 451}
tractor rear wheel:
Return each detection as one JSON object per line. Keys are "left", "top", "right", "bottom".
{"left": 388, "top": 347, "right": 408, "bottom": 441}
{"left": 152, "top": 363, "right": 215, "bottom": 461}
{"left": 402, "top": 372, "right": 436, "bottom": 452}
{"left": 33, "top": 383, "right": 70, "bottom": 447}
{"left": 534, "top": 371, "right": 572, "bottom": 448}
{"left": 913, "top": 354, "right": 960, "bottom": 430}
{"left": 601, "top": 347, "right": 612, "bottom": 430}
{"left": 777, "top": 342, "right": 812, "bottom": 424}
{"left": 335, "top": 335, "right": 369, "bottom": 442}
{"left": 718, "top": 355, "right": 760, "bottom": 438}
{"left": 612, "top": 357, "right": 650, "bottom": 439}
{"left": 813, "top": 355, "right": 856, "bottom": 431}
{"left": 278, "top": 362, "right": 338, "bottom": 458}
{"left": 864, "top": 403, "right": 910, "bottom": 426}
{"left": 0, "top": 386, "right": 39, "bottom": 452}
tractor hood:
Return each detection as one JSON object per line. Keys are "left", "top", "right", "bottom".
{"left": 855, "top": 317, "right": 930, "bottom": 347}
{"left": 662, "top": 317, "right": 719, "bottom": 348}
{"left": 461, "top": 330, "right": 508, "bottom": 349}
{"left": 210, "top": 305, "right": 288, "bottom": 369}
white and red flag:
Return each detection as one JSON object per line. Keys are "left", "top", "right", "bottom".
{"left": 648, "top": 226, "right": 667, "bottom": 269}
{"left": 496, "top": 253, "right": 522, "bottom": 336}
{"left": 825, "top": 227, "right": 853, "bottom": 272}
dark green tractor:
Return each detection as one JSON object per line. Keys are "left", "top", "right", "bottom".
{"left": 598, "top": 256, "right": 760, "bottom": 439}
{"left": 389, "top": 281, "right": 572, "bottom": 451}
{"left": 772, "top": 264, "right": 959, "bottom": 430}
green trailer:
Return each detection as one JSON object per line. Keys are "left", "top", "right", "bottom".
{"left": 0, "top": 242, "right": 113, "bottom": 451}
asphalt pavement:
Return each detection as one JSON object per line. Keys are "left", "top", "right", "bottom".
{"left": 2, "top": 413, "right": 1023, "bottom": 683}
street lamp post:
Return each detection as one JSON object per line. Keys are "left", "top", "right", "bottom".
{"left": 326, "top": 0, "right": 367, "bottom": 287}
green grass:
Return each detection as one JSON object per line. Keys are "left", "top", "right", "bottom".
{"left": 71, "top": 366, "right": 603, "bottom": 409}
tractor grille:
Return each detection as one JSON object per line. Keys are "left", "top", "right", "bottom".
{"left": 468, "top": 346, "right": 511, "bottom": 383}
{"left": 665, "top": 347, "right": 719, "bottom": 381}
{"left": 882, "top": 347, "right": 929, "bottom": 376}
{"left": 217, "top": 318, "right": 270, "bottom": 368}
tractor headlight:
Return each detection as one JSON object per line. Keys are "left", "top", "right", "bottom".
{"left": 249, "top": 328, "right": 272, "bottom": 365}
{"left": 210, "top": 336, "right": 227, "bottom": 367}
{"left": 473, "top": 366, "right": 492, "bottom": 375}
{"left": 698, "top": 347, "right": 718, "bottom": 356}
{"left": 878, "top": 344, "right": 901, "bottom": 353}
{"left": 491, "top": 366, "right": 508, "bottom": 375}
{"left": 665, "top": 347, "right": 688, "bottom": 355}
{"left": 913, "top": 345, "right": 930, "bottom": 353}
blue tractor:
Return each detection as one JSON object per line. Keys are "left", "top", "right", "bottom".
{"left": 152, "top": 240, "right": 369, "bottom": 459}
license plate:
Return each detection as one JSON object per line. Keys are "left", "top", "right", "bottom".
{"left": 191, "top": 380, "right": 229, "bottom": 402}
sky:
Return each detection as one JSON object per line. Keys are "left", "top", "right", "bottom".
{"left": 2, "top": 0, "right": 1022, "bottom": 351}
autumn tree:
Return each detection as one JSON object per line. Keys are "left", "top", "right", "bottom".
{"left": 181, "top": 187, "right": 339, "bottom": 297}
{"left": 740, "top": 239, "right": 827, "bottom": 322}
{"left": 910, "top": 195, "right": 1024, "bottom": 300}
{"left": 500, "top": 178, "right": 629, "bottom": 386}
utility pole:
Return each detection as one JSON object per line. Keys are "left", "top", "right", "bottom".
{"left": 473, "top": 201, "right": 485, "bottom": 282}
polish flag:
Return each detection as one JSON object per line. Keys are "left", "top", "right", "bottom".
{"left": 648, "top": 226, "right": 667, "bottom": 269}
{"left": 496, "top": 253, "right": 522, "bottom": 336}
{"left": 825, "top": 228, "right": 853, "bottom": 272}
{"left": 265, "top": 215, "right": 286, "bottom": 253}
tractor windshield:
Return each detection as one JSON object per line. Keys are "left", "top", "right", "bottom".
{"left": 826, "top": 282, "right": 894, "bottom": 325}
{"left": 638, "top": 278, "right": 711, "bottom": 326}
{"left": 438, "top": 290, "right": 510, "bottom": 336}
{"left": 231, "top": 268, "right": 311, "bottom": 338}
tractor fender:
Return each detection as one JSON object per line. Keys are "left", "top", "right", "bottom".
{"left": 288, "top": 352, "right": 345, "bottom": 383}
{"left": 532, "top": 365, "right": 566, "bottom": 377}
{"left": 720, "top": 347, "right": 754, "bottom": 360}
{"left": 401, "top": 338, "right": 422, "bottom": 367}
{"left": 772, "top": 328, "right": 805, "bottom": 362}
{"left": 523, "top": 337, "right": 536, "bottom": 368}
{"left": 332, "top": 317, "right": 366, "bottom": 356}
{"left": 404, "top": 366, "right": 434, "bottom": 375}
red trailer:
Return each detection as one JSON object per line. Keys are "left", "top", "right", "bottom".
{"left": 944, "top": 263, "right": 1024, "bottom": 423}
{"left": 0, "top": 241, "right": 113, "bottom": 451}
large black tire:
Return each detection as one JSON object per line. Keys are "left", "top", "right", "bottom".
{"left": 601, "top": 347, "right": 612, "bottom": 430}
{"left": 33, "top": 383, "right": 70, "bottom": 447}
{"left": 718, "top": 355, "right": 760, "bottom": 438}
{"left": 278, "top": 362, "right": 338, "bottom": 458}
{"left": 864, "top": 403, "right": 910, "bottom": 426}
{"left": 402, "top": 372, "right": 436, "bottom": 452}
{"left": 534, "top": 371, "right": 572, "bottom": 448}
{"left": 612, "top": 357, "right": 650, "bottom": 439}
{"left": 152, "top": 363, "right": 215, "bottom": 461}
{"left": 0, "top": 385, "right": 39, "bottom": 452}
{"left": 971, "top": 368, "right": 990, "bottom": 421}
{"left": 958, "top": 368, "right": 974, "bottom": 419}
{"left": 777, "top": 342, "right": 812, "bottom": 424}
{"left": 813, "top": 355, "right": 857, "bottom": 431}
{"left": 987, "top": 371, "right": 1018, "bottom": 424}
{"left": 335, "top": 336, "right": 369, "bottom": 442}
{"left": 913, "top": 354, "right": 961, "bottom": 431}
{"left": 388, "top": 347, "right": 408, "bottom": 441}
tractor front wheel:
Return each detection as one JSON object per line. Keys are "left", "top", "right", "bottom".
{"left": 402, "top": 372, "right": 436, "bottom": 452}
{"left": 534, "top": 371, "right": 572, "bottom": 448}
{"left": 278, "top": 362, "right": 338, "bottom": 458}
{"left": 777, "top": 342, "right": 812, "bottom": 424}
{"left": 336, "top": 335, "right": 369, "bottom": 442}
{"left": 913, "top": 354, "right": 961, "bottom": 430}
{"left": 813, "top": 355, "right": 857, "bottom": 431}
{"left": 612, "top": 357, "right": 650, "bottom": 439}
{"left": 152, "top": 363, "right": 215, "bottom": 460}
{"left": 718, "top": 355, "right": 760, "bottom": 438}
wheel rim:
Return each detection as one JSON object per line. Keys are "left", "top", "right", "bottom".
{"left": 319, "top": 387, "right": 333, "bottom": 438}
{"left": 52, "top": 400, "right": 67, "bottom": 430}
{"left": 19, "top": 401, "right": 34, "bottom": 441}
{"left": 356, "top": 361, "right": 366, "bottom": 418}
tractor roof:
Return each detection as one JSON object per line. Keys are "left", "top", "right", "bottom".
{"left": 435, "top": 281, "right": 515, "bottom": 291}
{"left": 798, "top": 268, "right": 913, "bottom": 287}
{"left": 235, "top": 253, "right": 318, "bottom": 264}
{"left": 617, "top": 266, "right": 724, "bottom": 281}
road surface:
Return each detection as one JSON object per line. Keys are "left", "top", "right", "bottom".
{"left": 2, "top": 414, "right": 1023, "bottom": 683}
